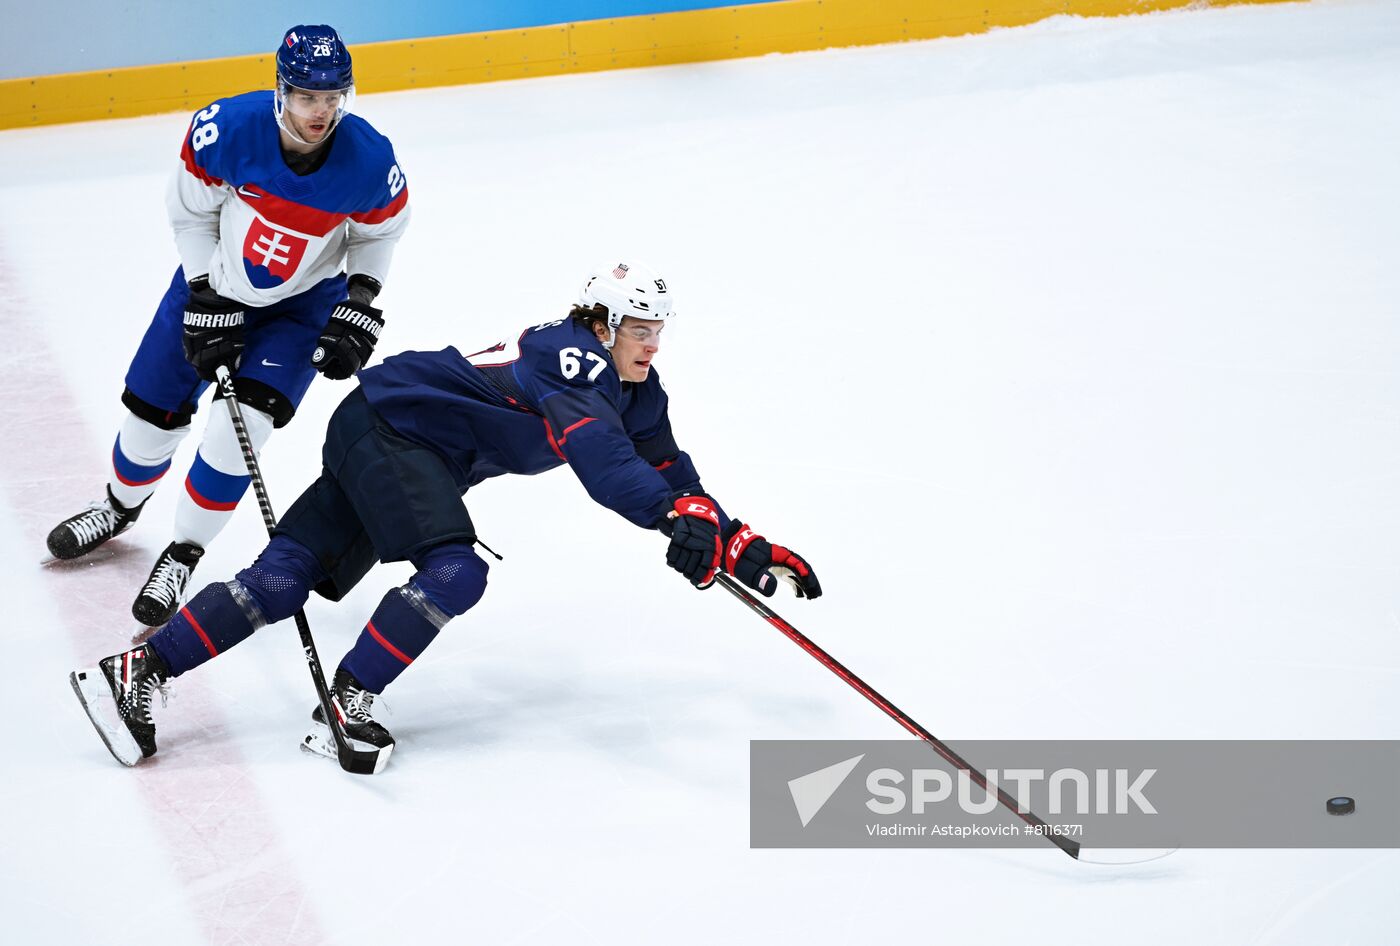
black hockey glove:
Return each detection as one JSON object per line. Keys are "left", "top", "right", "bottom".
{"left": 721, "top": 520, "right": 822, "bottom": 599}
{"left": 313, "top": 299, "right": 384, "bottom": 380}
{"left": 663, "top": 495, "right": 723, "bottom": 589}
{"left": 182, "top": 277, "right": 245, "bottom": 382}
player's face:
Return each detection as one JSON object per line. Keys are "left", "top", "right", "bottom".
{"left": 605, "top": 316, "right": 664, "bottom": 382}
{"left": 282, "top": 87, "right": 345, "bottom": 144}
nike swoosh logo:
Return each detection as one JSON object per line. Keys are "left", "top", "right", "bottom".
{"left": 261, "top": 358, "right": 282, "bottom": 367}
{"left": 237, "top": 185, "right": 262, "bottom": 199}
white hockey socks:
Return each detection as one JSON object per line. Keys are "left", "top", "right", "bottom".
{"left": 173, "top": 400, "right": 274, "bottom": 548}
{"left": 108, "top": 413, "right": 190, "bottom": 510}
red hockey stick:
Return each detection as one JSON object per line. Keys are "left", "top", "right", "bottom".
{"left": 715, "top": 573, "right": 1079, "bottom": 859}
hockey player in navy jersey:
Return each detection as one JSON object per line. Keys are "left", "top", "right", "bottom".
{"left": 70, "top": 261, "right": 822, "bottom": 767}
{"left": 46, "top": 26, "right": 410, "bottom": 629}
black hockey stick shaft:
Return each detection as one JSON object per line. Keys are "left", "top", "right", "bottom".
{"left": 214, "top": 366, "right": 382, "bottom": 775}
{"left": 714, "top": 574, "right": 1080, "bottom": 859}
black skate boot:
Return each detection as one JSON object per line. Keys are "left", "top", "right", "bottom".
{"left": 304, "top": 668, "right": 396, "bottom": 762}
{"left": 132, "top": 542, "right": 204, "bottom": 627}
{"left": 46, "top": 487, "right": 145, "bottom": 560}
{"left": 69, "top": 645, "right": 171, "bottom": 766}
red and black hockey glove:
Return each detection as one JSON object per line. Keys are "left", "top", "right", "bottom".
{"left": 722, "top": 521, "right": 822, "bottom": 599}
{"left": 664, "top": 495, "right": 723, "bottom": 589}
{"left": 182, "top": 277, "right": 245, "bottom": 382}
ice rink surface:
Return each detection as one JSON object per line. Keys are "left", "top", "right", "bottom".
{"left": 2, "top": 0, "right": 1398, "bottom": 942}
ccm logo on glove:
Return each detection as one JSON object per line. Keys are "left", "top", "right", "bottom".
{"left": 681, "top": 500, "right": 719, "bottom": 522}
{"left": 664, "top": 495, "right": 723, "bottom": 588}
{"left": 721, "top": 521, "right": 822, "bottom": 600}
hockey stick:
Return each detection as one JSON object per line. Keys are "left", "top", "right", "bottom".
{"left": 714, "top": 573, "right": 1080, "bottom": 859}
{"left": 214, "top": 366, "right": 388, "bottom": 775}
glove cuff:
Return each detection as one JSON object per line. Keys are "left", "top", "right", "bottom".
{"left": 346, "top": 273, "right": 383, "bottom": 304}
{"left": 670, "top": 494, "right": 719, "bottom": 526}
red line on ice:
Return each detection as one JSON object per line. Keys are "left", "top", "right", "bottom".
{"left": 0, "top": 251, "right": 328, "bottom": 945}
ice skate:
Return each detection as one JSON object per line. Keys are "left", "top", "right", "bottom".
{"left": 131, "top": 542, "right": 204, "bottom": 627}
{"left": 69, "top": 645, "right": 171, "bottom": 766}
{"left": 45, "top": 487, "right": 145, "bottom": 561}
{"left": 303, "top": 668, "right": 396, "bottom": 763}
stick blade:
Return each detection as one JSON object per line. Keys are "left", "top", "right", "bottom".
{"left": 1076, "top": 847, "right": 1179, "bottom": 866}
{"left": 342, "top": 742, "right": 392, "bottom": 775}
{"left": 301, "top": 720, "right": 392, "bottom": 774}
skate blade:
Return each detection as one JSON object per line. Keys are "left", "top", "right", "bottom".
{"left": 301, "top": 722, "right": 395, "bottom": 772}
{"left": 130, "top": 621, "right": 159, "bottom": 645}
{"left": 69, "top": 669, "right": 143, "bottom": 767}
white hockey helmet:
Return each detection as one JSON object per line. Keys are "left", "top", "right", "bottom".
{"left": 578, "top": 260, "right": 674, "bottom": 347}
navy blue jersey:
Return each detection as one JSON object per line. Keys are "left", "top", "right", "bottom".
{"left": 357, "top": 318, "right": 717, "bottom": 529}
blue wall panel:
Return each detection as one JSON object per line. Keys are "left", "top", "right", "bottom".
{"left": 0, "top": 0, "right": 776, "bottom": 80}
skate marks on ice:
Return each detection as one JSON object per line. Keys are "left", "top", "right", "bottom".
{"left": 403, "top": 652, "right": 833, "bottom": 764}
{"left": 39, "top": 540, "right": 146, "bottom": 568}
{"left": 130, "top": 619, "right": 159, "bottom": 644}
{"left": 0, "top": 246, "right": 334, "bottom": 945}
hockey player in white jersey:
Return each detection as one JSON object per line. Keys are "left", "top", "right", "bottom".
{"left": 46, "top": 25, "right": 410, "bottom": 628}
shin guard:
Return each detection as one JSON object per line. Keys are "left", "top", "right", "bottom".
{"left": 234, "top": 535, "right": 322, "bottom": 624}
{"left": 339, "top": 588, "right": 444, "bottom": 694}
{"left": 146, "top": 580, "right": 264, "bottom": 677}
{"left": 174, "top": 403, "right": 273, "bottom": 548}
{"left": 340, "top": 544, "right": 488, "bottom": 693}
{"left": 108, "top": 413, "right": 189, "bottom": 510}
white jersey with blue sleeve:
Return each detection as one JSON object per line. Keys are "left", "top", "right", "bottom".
{"left": 166, "top": 90, "right": 410, "bottom": 306}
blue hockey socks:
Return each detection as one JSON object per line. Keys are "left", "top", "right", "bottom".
{"left": 146, "top": 535, "right": 325, "bottom": 677}
{"left": 340, "top": 545, "right": 488, "bottom": 693}
{"left": 146, "top": 581, "right": 261, "bottom": 676}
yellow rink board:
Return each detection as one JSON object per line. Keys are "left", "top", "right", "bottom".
{"left": 1, "top": 0, "right": 1299, "bottom": 130}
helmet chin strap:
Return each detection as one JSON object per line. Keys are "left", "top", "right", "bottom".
{"left": 588, "top": 307, "right": 618, "bottom": 349}
{"left": 600, "top": 311, "right": 623, "bottom": 350}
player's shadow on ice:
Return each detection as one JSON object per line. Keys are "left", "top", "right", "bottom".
{"left": 401, "top": 665, "right": 831, "bottom": 773}
{"left": 121, "top": 643, "right": 829, "bottom": 780}
{"left": 42, "top": 540, "right": 149, "bottom": 572}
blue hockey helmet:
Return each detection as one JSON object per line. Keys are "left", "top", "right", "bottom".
{"left": 276, "top": 26, "right": 353, "bottom": 91}
{"left": 274, "top": 26, "right": 355, "bottom": 145}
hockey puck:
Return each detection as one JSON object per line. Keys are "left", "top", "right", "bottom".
{"left": 1326, "top": 796, "right": 1355, "bottom": 816}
